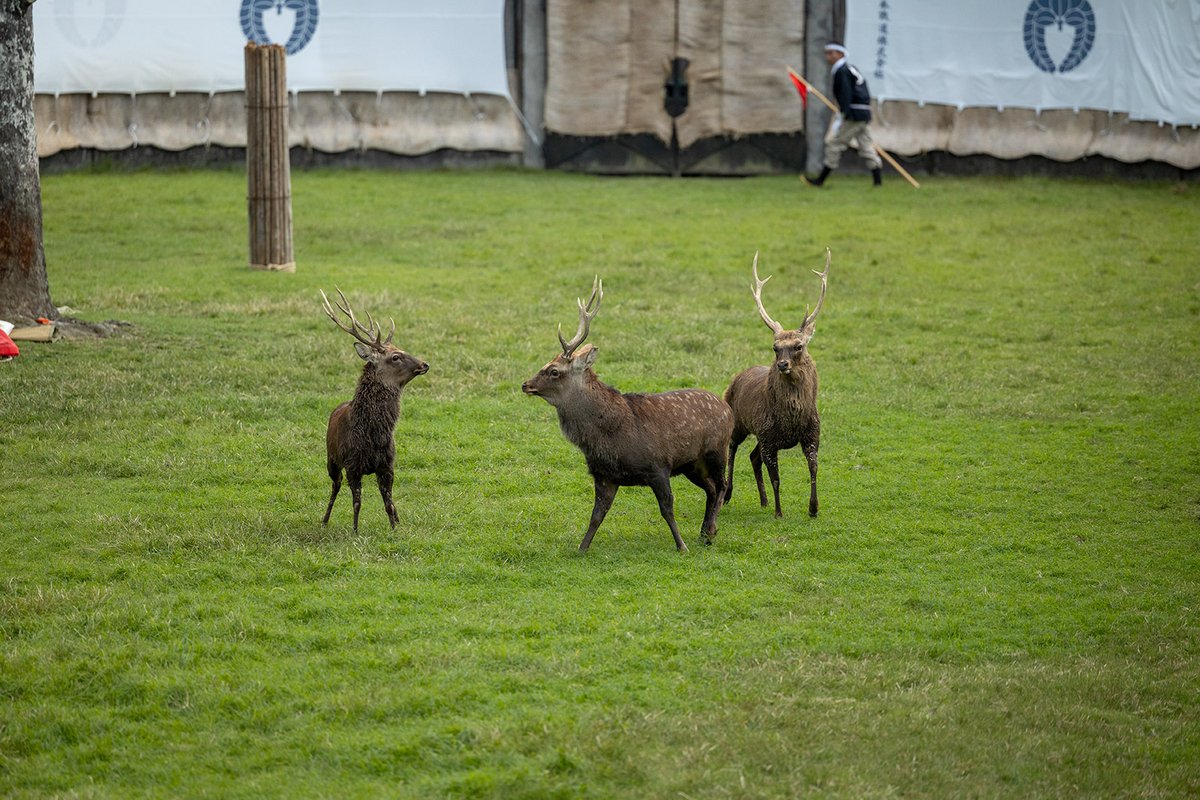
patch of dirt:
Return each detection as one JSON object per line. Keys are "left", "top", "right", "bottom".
{"left": 56, "top": 317, "right": 137, "bottom": 339}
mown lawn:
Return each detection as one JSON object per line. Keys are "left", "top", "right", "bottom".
{"left": 1, "top": 168, "right": 1198, "bottom": 798}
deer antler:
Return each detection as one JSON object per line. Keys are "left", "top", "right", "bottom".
{"left": 751, "top": 252, "right": 784, "bottom": 334}
{"left": 321, "top": 286, "right": 394, "bottom": 351}
{"left": 800, "top": 249, "right": 830, "bottom": 330}
{"left": 558, "top": 276, "right": 603, "bottom": 357}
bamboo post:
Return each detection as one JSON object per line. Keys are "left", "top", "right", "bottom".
{"left": 245, "top": 42, "right": 295, "bottom": 271}
{"left": 786, "top": 66, "right": 921, "bottom": 189}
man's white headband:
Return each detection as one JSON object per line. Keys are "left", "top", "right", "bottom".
{"left": 824, "top": 44, "right": 846, "bottom": 54}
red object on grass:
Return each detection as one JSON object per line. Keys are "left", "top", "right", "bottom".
{"left": 0, "top": 330, "right": 18, "bottom": 357}
{"left": 788, "top": 71, "right": 808, "bottom": 110}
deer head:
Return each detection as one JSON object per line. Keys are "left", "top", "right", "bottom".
{"left": 321, "top": 287, "right": 429, "bottom": 390}
{"left": 750, "top": 250, "right": 829, "bottom": 377}
{"left": 522, "top": 277, "right": 603, "bottom": 404}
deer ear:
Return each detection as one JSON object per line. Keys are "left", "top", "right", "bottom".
{"left": 579, "top": 344, "right": 599, "bottom": 369}
{"left": 354, "top": 342, "right": 375, "bottom": 362}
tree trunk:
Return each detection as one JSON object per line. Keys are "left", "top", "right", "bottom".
{"left": 0, "top": 0, "right": 56, "bottom": 325}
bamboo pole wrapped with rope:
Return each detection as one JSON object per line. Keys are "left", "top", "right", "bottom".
{"left": 245, "top": 42, "right": 296, "bottom": 271}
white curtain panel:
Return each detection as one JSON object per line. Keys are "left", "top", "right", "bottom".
{"left": 33, "top": 0, "right": 511, "bottom": 98}
{"left": 846, "top": 0, "right": 1200, "bottom": 126}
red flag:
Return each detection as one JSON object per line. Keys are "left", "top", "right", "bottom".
{"left": 788, "top": 71, "right": 808, "bottom": 110}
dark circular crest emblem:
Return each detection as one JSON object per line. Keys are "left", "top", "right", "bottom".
{"left": 240, "top": 0, "right": 320, "bottom": 56}
{"left": 1023, "top": 0, "right": 1096, "bottom": 74}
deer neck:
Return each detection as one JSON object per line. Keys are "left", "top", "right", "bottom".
{"left": 350, "top": 365, "right": 403, "bottom": 432}
{"left": 767, "top": 361, "right": 814, "bottom": 413}
{"left": 555, "top": 371, "right": 630, "bottom": 449}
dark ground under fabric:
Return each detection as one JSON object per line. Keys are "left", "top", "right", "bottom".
{"left": 40, "top": 143, "right": 1199, "bottom": 182}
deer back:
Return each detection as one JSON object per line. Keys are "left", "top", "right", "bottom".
{"left": 622, "top": 389, "right": 734, "bottom": 467}
{"left": 553, "top": 371, "right": 732, "bottom": 479}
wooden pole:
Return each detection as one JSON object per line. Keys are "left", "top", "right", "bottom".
{"left": 275, "top": 46, "right": 294, "bottom": 267}
{"left": 277, "top": 46, "right": 294, "bottom": 266}
{"left": 787, "top": 66, "right": 921, "bottom": 189}
{"left": 245, "top": 44, "right": 258, "bottom": 265}
{"left": 245, "top": 42, "right": 295, "bottom": 271}
{"left": 267, "top": 45, "right": 278, "bottom": 264}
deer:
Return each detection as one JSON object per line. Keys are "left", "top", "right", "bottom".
{"left": 724, "top": 250, "right": 829, "bottom": 519}
{"left": 522, "top": 278, "right": 735, "bottom": 552}
{"left": 320, "top": 287, "right": 429, "bottom": 533}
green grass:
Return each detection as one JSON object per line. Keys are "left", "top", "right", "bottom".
{"left": 1, "top": 169, "right": 1198, "bottom": 798}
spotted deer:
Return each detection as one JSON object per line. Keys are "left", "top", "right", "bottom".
{"left": 321, "top": 288, "right": 428, "bottom": 533}
{"left": 724, "top": 250, "right": 829, "bottom": 518}
{"left": 522, "top": 279, "right": 734, "bottom": 552}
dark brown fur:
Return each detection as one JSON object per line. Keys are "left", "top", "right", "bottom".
{"left": 725, "top": 349, "right": 820, "bottom": 518}
{"left": 320, "top": 290, "right": 428, "bottom": 532}
{"left": 524, "top": 345, "right": 733, "bottom": 551}
{"left": 523, "top": 295, "right": 734, "bottom": 551}
{"left": 724, "top": 252, "right": 828, "bottom": 518}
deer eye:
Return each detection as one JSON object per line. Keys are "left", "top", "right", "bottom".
{"left": 391, "top": 354, "right": 401, "bottom": 362}
{"left": 549, "top": 368, "right": 560, "bottom": 378}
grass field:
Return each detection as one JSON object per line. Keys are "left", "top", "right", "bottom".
{"left": 1, "top": 168, "right": 1198, "bottom": 798}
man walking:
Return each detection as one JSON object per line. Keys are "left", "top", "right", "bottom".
{"left": 803, "top": 43, "right": 882, "bottom": 187}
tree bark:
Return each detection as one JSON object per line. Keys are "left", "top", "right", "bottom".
{"left": 0, "top": 0, "right": 56, "bottom": 325}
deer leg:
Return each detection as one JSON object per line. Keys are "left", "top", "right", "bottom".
{"left": 749, "top": 443, "right": 769, "bottom": 507}
{"left": 376, "top": 468, "right": 398, "bottom": 528}
{"left": 579, "top": 479, "right": 618, "bottom": 552}
{"left": 712, "top": 450, "right": 730, "bottom": 510}
{"left": 805, "top": 447, "right": 819, "bottom": 518}
{"left": 681, "top": 464, "right": 720, "bottom": 545}
{"left": 726, "top": 430, "right": 747, "bottom": 503}
{"left": 322, "top": 463, "right": 342, "bottom": 526}
{"left": 348, "top": 473, "right": 364, "bottom": 534}
{"left": 704, "top": 449, "right": 730, "bottom": 542}
{"left": 648, "top": 473, "right": 688, "bottom": 553}
{"left": 803, "top": 426, "right": 819, "bottom": 517}
{"left": 762, "top": 448, "right": 783, "bottom": 519}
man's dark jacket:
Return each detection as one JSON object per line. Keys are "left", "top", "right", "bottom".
{"left": 832, "top": 62, "right": 872, "bottom": 122}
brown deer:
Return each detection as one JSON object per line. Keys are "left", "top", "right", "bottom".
{"left": 522, "top": 278, "right": 735, "bottom": 552}
{"left": 724, "top": 250, "right": 829, "bottom": 518}
{"left": 320, "top": 287, "right": 428, "bottom": 533}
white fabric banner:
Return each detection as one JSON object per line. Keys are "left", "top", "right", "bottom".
{"left": 846, "top": 0, "right": 1200, "bottom": 126}
{"left": 33, "top": 0, "right": 511, "bottom": 98}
